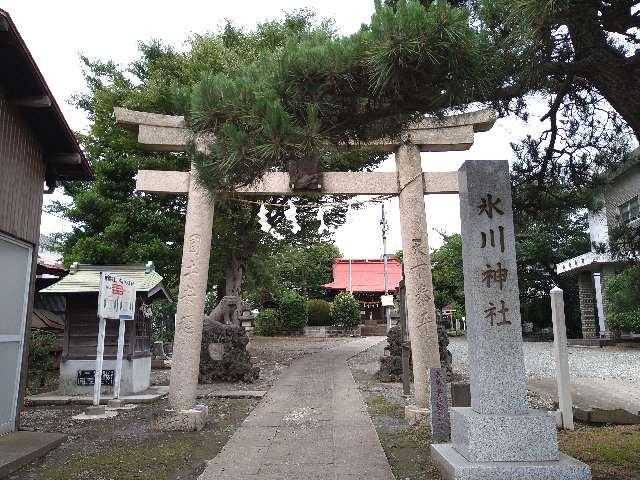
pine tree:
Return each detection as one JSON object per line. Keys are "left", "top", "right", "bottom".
{"left": 52, "top": 13, "right": 383, "bottom": 302}
{"left": 187, "top": 0, "right": 639, "bottom": 257}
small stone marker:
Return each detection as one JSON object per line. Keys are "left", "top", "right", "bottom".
{"left": 431, "top": 161, "right": 590, "bottom": 479}
{"left": 429, "top": 367, "right": 450, "bottom": 442}
{"left": 85, "top": 405, "right": 106, "bottom": 416}
{"left": 550, "top": 286, "right": 575, "bottom": 430}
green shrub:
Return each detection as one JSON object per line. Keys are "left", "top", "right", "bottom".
{"left": 307, "top": 299, "right": 332, "bottom": 326}
{"left": 278, "top": 290, "right": 308, "bottom": 329}
{"left": 28, "top": 331, "right": 57, "bottom": 388}
{"left": 151, "top": 299, "right": 176, "bottom": 342}
{"left": 255, "top": 308, "right": 279, "bottom": 336}
{"left": 606, "top": 266, "right": 640, "bottom": 332}
{"left": 330, "top": 291, "right": 361, "bottom": 328}
{"left": 29, "top": 331, "right": 56, "bottom": 371}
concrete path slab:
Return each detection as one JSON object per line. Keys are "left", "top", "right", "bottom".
{"left": 199, "top": 337, "right": 394, "bottom": 480}
{"left": 0, "top": 431, "right": 65, "bottom": 477}
{"left": 198, "top": 390, "right": 267, "bottom": 399}
{"left": 26, "top": 386, "right": 169, "bottom": 406}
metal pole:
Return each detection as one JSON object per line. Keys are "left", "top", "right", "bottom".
{"left": 382, "top": 204, "right": 389, "bottom": 295}
{"left": 381, "top": 204, "right": 392, "bottom": 331}
{"left": 399, "top": 281, "right": 411, "bottom": 396}
{"left": 113, "top": 318, "right": 126, "bottom": 400}
{"left": 93, "top": 316, "right": 106, "bottom": 406}
{"left": 349, "top": 258, "right": 352, "bottom": 293}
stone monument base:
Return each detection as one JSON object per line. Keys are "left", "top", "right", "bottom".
{"left": 431, "top": 444, "right": 591, "bottom": 480}
{"left": 405, "top": 405, "right": 429, "bottom": 425}
{"left": 451, "top": 407, "right": 558, "bottom": 462}
{"left": 153, "top": 405, "right": 209, "bottom": 432}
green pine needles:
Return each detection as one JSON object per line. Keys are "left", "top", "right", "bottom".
{"left": 188, "top": 0, "right": 494, "bottom": 193}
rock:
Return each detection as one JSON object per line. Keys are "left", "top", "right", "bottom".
{"left": 377, "top": 322, "right": 452, "bottom": 382}
{"left": 437, "top": 320, "right": 453, "bottom": 380}
{"left": 377, "top": 326, "right": 409, "bottom": 382}
{"left": 199, "top": 319, "right": 259, "bottom": 383}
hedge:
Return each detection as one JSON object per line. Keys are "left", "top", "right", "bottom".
{"left": 255, "top": 308, "right": 279, "bottom": 336}
{"left": 307, "top": 299, "right": 332, "bottom": 326}
{"left": 278, "top": 290, "right": 308, "bottom": 329}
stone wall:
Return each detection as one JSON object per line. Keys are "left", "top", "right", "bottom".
{"left": 578, "top": 272, "right": 597, "bottom": 339}
{"left": 604, "top": 163, "right": 640, "bottom": 230}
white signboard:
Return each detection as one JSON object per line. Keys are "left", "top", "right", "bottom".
{"left": 381, "top": 294, "right": 395, "bottom": 307}
{"left": 98, "top": 272, "right": 136, "bottom": 320}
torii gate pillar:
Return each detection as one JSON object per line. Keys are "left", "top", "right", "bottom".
{"left": 396, "top": 144, "right": 439, "bottom": 411}
{"left": 168, "top": 164, "right": 214, "bottom": 412}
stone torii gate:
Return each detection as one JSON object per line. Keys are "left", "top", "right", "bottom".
{"left": 115, "top": 107, "right": 496, "bottom": 429}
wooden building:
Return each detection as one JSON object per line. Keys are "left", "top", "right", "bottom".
{"left": 40, "top": 262, "right": 170, "bottom": 395}
{"left": 0, "top": 9, "right": 92, "bottom": 435}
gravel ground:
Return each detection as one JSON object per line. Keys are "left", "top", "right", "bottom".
{"left": 449, "top": 337, "right": 640, "bottom": 381}
{"left": 348, "top": 337, "right": 556, "bottom": 414}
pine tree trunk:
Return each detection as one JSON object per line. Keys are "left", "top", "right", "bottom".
{"left": 224, "top": 253, "right": 244, "bottom": 322}
{"left": 566, "top": 16, "right": 640, "bottom": 140}
{"left": 585, "top": 52, "right": 640, "bottom": 141}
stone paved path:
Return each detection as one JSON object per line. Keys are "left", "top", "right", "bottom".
{"left": 199, "top": 337, "right": 394, "bottom": 480}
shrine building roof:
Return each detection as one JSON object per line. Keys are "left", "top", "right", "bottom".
{"left": 323, "top": 258, "right": 403, "bottom": 294}
{"left": 40, "top": 261, "right": 170, "bottom": 299}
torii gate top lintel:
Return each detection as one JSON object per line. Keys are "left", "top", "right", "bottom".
{"left": 114, "top": 107, "right": 496, "bottom": 154}
{"left": 114, "top": 107, "right": 497, "bottom": 196}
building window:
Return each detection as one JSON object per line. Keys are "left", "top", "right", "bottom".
{"left": 620, "top": 196, "right": 639, "bottom": 224}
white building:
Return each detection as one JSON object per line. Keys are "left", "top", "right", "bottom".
{"left": 557, "top": 150, "right": 639, "bottom": 340}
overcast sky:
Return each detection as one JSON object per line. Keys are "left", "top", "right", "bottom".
{"left": 4, "top": 0, "right": 540, "bottom": 258}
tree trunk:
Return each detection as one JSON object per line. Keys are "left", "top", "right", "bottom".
{"left": 224, "top": 253, "right": 244, "bottom": 322}
{"left": 584, "top": 51, "right": 640, "bottom": 141}
{"left": 566, "top": 15, "right": 640, "bottom": 140}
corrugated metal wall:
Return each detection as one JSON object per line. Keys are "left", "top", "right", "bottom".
{"left": 0, "top": 95, "right": 46, "bottom": 245}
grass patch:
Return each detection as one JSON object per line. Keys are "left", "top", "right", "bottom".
{"left": 560, "top": 424, "right": 640, "bottom": 480}
{"left": 364, "top": 394, "right": 442, "bottom": 479}
{"left": 378, "top": 425, "right": 442, "bottom": 480}
{"left": 367, "top": 395, "right": 405, "bottom": 419}
{"left": 42, "top": 434, "right": 216, "bottom": 480}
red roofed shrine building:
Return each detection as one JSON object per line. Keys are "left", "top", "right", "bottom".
{"left": 323, "top": 258, "right": 403, "bottom": 333}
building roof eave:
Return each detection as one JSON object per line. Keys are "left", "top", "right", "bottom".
{"left": 0, "top": 8, "right": 92, "bottom": 181}
{"left": 556, "top": 251, "right": 631, "bottom": 275}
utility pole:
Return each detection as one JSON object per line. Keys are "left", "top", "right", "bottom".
{"left": 381, "top": 204, "right": 391, "bottom": 332}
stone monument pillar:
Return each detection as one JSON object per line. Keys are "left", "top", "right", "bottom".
{"left": 395, "top": 144, "right": 441, "bottom": 416}
{"left": 431, "top": 160, "right": 590, "bottom": 479}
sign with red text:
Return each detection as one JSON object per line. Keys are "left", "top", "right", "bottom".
{"left": 98, "top": 272, "right": 136, "bottom": 320}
